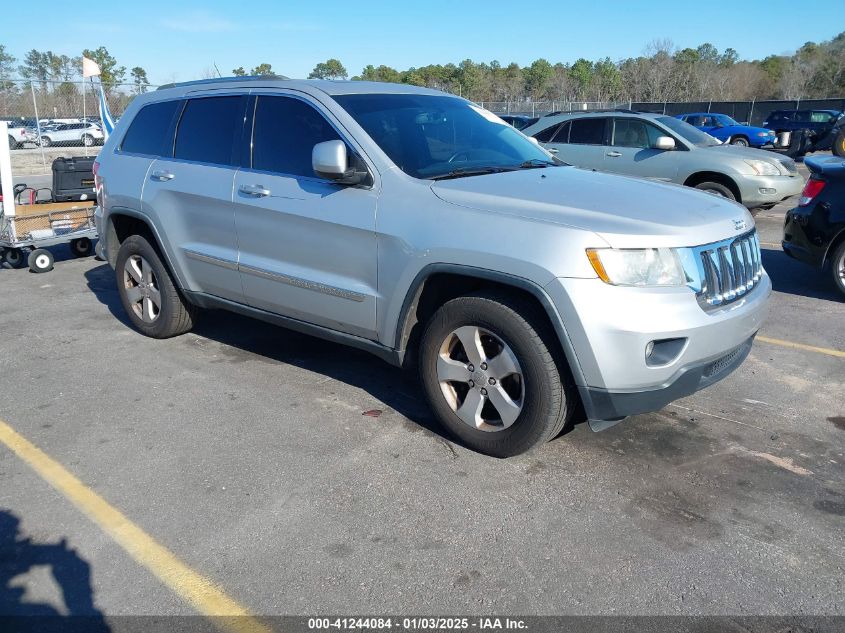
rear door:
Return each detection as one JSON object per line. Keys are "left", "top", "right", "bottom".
{"left": 603, "top": 117, "right": 679, "bottom": 181}
{"left": 546, "top": 117, "right": 607, "bottom": 170}
{"left": 141, "top": 93, "right": 248, "bottom": 302}
{"left": 232, "top": 92, "right": 378, "bottom": 339}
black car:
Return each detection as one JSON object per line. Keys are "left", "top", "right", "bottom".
{"left": 499, "top": 114, "right": 539, "bottom": 130}
{"left": 763, "top": 109, "right": 845, "bottom": 156}
{"left": 782, "top": 155, "right": 845, "bottom": 297}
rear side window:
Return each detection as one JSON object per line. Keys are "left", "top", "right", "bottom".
{"left": 550, "top": 121, "right": 570, "bottom": 143}
{"left": 175, "top": 96, "right": 244, "bottom": 166}
{"left": 569, "top": 118, "right": 606, "bottom": 145}
{"left": 251, "top": 96, "right": 341, "bottom": 177}
{"left": 120, "top": 100, "right": 181, "bottom": 156}
{"left": 533, "top": 123, "right": 561, "bottom": 143}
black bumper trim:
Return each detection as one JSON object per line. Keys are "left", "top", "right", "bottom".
{"left": 579, "top": 335, "right": 756, "bottom": 428}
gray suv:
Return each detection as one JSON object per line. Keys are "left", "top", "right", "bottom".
{"left": 94, "top": 79, "right": 771, "bottom": 457}
{"left": 523, "top": 110, "right": 804, "bottom": 211}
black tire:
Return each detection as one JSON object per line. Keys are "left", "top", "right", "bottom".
{"left": 730, "top": 136, "right": 749, "bottom": 147}
{"left": 7, "top": 135, "right": 15, "bottom": 149}
{"left": 419, "top": 292, "right": 574, "bottom": 457}
{"left": 831, "top": 240, "right": 845, "bottom": 298}
{"left": 694, "top": 181, "right": 736, "bottom": 201}
{"left": 27, "top": 248, "right": 54, "bottom": 273}
{"left": 833, "top": 130, "right": 845, "bottom": 158}
{"left": 115, "top": 234, "right": 196, "bottom": 338}
{"left": 40, "top": 136, "right": 51, "bottom": 147}
{"left": 81, "top": 134, "right": 94, "bottom": 147}
{"left": 3, "top": 248, "right": 25, "bottom": 268}
{"left": 70, "top": 237, "right": 93, "bottom": 257}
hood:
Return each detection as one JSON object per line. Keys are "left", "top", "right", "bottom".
{"left": 431, "top": 166, "right": 754, "bottom": 249}
{"left": 702, "top": 143, "right": 780, "bottom": 160}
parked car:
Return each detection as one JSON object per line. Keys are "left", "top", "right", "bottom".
{"left": 499, "top": 114, "right": 539, "bottom": 130}
{"left": 94, "top": 78, "right": 770, "bottom": 457}
{"left": 4, "top": 121, "right": 36, "bottom": 149}
{"left": 763, "top": 109, "right": 845, "bottom": 154}
{"left": 675, "top": 112, "right": 776, "bottom": 147}
{"left": 782, "top": 155, "right": 845, "bottom": 297}
{"left": 39, "top": 122, "right": 104, "bottom": 147}
{"left": 522, "top": 110, "right": 804, "bottom": 211}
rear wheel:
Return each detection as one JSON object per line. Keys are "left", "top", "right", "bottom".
{"left": 730, "top": 136, "right": 749, "bottom": 147}
{"left": 81, "top": 134, "right": 94, "bottom": 147}
{"left": 70, "top": 237, "right": 93, "bottom": 257}
{"left": 693, "top": 181, "right": 736, "bottom": 201}
{"left": 419, "top": 292, "right": 574, "bottom": 457}
{"left": 833, "top": 130, "right": 845, "bottom": 158}
{"left": 831, "top": 241, "right": 845, "bottom": 298}
{"left": 115, "top": 235, "right": 196, "bottom": 338}
{"left": 3, "top": 248, "right": 25, "bottom": 268}
{"left": 40, "top": 136, "right": 51, "bottom": 147}
{"left": 7, "top": 135, "right": 15, "bottom": 149}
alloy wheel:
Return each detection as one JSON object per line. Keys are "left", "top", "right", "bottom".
{"left": 436, "top": 325, "right": 524, "bottom": 432}
{"left": 123, "top": 254, "right": 161, "bottom": 323}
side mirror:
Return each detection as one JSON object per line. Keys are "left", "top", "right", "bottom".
{"left": 653, "top": 136, "right": 675, "bottom": 151}
{"left": 528, "top": 136, "right": 540, "bottom": 145}
{"left": 312, "top": 140, "right": 367, "bottom": 185}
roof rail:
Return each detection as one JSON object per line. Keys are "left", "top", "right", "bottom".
{"left": 157, "top": 75, "right": 290, "bottom": 90}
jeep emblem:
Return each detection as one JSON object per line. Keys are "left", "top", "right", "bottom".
{"left": 734, "top": 219, "right": 747, "bottom": 231}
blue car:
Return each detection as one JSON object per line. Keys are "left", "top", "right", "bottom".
{"left": 675, "top": 112, "right": 776, "bottom": 148}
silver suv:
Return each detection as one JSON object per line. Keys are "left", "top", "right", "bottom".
{"left": 522, "top": 110, "right": 804, "bottom": 211}
{"left": 94, "top": 79, "right": 771, "bottom": 457}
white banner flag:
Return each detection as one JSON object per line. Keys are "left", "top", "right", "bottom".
{"left": 82, "top": 57, "right": 101, "bottom": 78}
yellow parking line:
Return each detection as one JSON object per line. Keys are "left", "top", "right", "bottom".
{"left": 0, "top": 418, "right": 272, "bottom": 633}
{"left": 757, "top": 335, "right": 845, "bottom": 359}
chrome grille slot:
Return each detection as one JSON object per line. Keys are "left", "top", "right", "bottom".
{"left": 695, "top": 231, "right": 762, "bottom": 309}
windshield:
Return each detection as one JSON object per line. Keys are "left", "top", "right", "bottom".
{"left": 716, "top": 114, "right": 739, "bottom": 126}
{"left": 657, "top": 116, "right": 720, "bottom": 147}
{"left": 333, "top": 94, "right": 556, "bottom": 179}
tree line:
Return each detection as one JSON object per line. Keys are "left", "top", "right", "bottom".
{"left": 2, "top": 32, "right": 843, "bottom": 105}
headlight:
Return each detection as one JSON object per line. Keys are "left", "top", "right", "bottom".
{"left": 745, "top": 159, "right": 780, "bottom": 176}
{"left": 757, "top": 131, "right": 770, "bottom": 137}
{"left": 586, "top": 248, "right": 686, "bottom": 286}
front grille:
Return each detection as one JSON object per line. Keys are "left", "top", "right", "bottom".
{"left": 696, "top": 231, "right": 763, "bottom": 309}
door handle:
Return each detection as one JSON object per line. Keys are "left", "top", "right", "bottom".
{"left": 546, "top": 147, "right": 559, "bottom": 154}
{"left": 606, "top": 151, "right": 622, "bottom": 158}
{"left": 239, "top": 184, "right": 271, "bottom": 197}
{"left": 151, "top": 170, "right": 175, "bottom": 181}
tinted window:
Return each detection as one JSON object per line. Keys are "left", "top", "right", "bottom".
{"left": 794, "top": 111, "right": 811, "bottom": 122}
{"left": 252, "top": 96, "right": 341, "bottom": 177}
{"left": 175, "top": 96, "right": 243, "bottom": 165}
{"left": 121, "top": 100, "right": 181, "bottom": 156}
{"left": 811, "top": 111, "right": 834, "bottom": 123}
{"left": 550, "top": 121, "right": 570, "bottom": 143}
{"left": 569, "top": 118, "right": 606, "bottom": 145}
{"left": 533, "top": 123, "right": 560, "bottom": 143}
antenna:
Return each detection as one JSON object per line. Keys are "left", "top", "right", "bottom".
{"left": 213, "top": 62, "right": 222, "bottom": 78}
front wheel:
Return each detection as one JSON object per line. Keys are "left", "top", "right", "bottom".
{"left": 70, "top": 237, "right": 94, "bottom": 257}
{"left": 419, "top": 292, "right": 574, "bottom": 457}
{"left": 3, "top": 248, "right": 25, "bottom": 268}
{"left": 28, "top": 248, "right": 54, "bottom": 273}
{"left": 831, "top": 241, "right": 845, "bottom": 298}
{"left": 730, "top": 136, "right": 749, "bottom": 147}
{"left": 81, "top": 134, "right": 94, "bottom": 147}
{"left": 115, "top": 235, "right": 196, "bottom": 338}
{"left": 40, "top": 136, "right": 51, "bottom": 147}
{"left": 693, "top": 181, "right": 736, "bottom": 201}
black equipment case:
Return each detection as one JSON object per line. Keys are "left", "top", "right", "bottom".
{"left": 52, "top": 156, "right": 96, "bottom": 202}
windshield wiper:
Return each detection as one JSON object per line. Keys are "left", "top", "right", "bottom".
{"left": 517, "top": 158, "right": 558, "bottom": 169}
{"left": 429, "top": 166, "right": 515, "bottom": 181}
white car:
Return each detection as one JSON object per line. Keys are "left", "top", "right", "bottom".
{"left": 39, "top": 122, "right": 104, "bottom": 147}
{"left": 6, "top": 122, "right": 36, "bottom": 149}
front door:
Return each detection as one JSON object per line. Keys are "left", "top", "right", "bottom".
{"left": 603, "top": 117, "right": 679, "bottom": 182}
{"left": 233, "top": 93, "right": 378, "bottom": 340}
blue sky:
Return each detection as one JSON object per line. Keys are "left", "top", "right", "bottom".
{"left": 8, "top": 0, "right": 845, "bottom": 85}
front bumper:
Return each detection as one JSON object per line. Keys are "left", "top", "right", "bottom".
{"left": 545, "top": 273, "right": 771, "bottom": 422}
{"left": 736, "top": 173, "right": 803, "bottom": 209}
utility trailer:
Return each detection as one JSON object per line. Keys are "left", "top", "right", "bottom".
{"left": 0, "top": 121, "right": 98, "bottom": 273}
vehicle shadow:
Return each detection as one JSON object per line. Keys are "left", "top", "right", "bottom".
{"left": 761, "top": 247, "right": 843, "bottom": 302}
{"left": 0, "top": 508, "right": 109, "bottom": 632}
{"left": 83, "top": 263, "right": 448, "bottom": 440}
